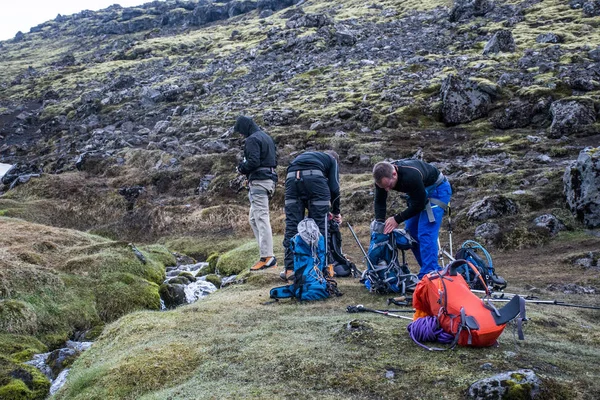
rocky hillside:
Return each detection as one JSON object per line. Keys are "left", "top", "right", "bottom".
{"left": 0, "top": 0, "right": 599, "bottom": 241}
{"left": 1, "top": 0, "right": 600, "bottom": 399}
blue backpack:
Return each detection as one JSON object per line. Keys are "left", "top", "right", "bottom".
{"left": 362, "top": 221, "right": 418, "bottom": 294}
{"left": 453, "top": 240, "right": 507, "bottom": 291}
{"left": 270, "top": 219, "right": 333, "bottom": 301}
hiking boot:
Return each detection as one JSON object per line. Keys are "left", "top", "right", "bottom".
{"left": 279, "top": 268, "right": 295, "bottom": 282}
{"left": 250, "top": 256, "right": 278, "bottom": 271}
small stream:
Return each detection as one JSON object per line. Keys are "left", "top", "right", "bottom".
{"left": 25, "top": 341, "right": 93, "bottom": 396}
{"left": 26, "top": 255, "right": 230, "bottom": 396}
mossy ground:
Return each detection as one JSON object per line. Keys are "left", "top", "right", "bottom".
{"left": 54, "top": 226, "right": 600, "bottom": 399}
{"left": 0, "top": 217, "right": 174, "bottom": 397}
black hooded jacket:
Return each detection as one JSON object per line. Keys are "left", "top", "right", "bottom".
{"left": 235, "top": 116, "right": 278, "bottom": 182}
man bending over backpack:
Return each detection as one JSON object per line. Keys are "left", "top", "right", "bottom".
{"left": 372, "top": 160, "right": 452, "bottom": 279}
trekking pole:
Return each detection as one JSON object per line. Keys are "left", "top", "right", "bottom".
{"left": 346, "top": 304, "right": 414, "bottom": 320}
{"left": 472, "top": 290, "right": 600, "bottom": 310}
{"left": 447, "top": 203, "right": 453, "bottom": 256}
{"left": 480, "top": 297, "right": 600, "bottom": 310}
{"left": 346, "top": 222, "right": 376, "bottom": 271}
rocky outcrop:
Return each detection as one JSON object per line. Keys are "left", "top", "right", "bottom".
{"left": 549, "top": 99, "right": 597, "bottom": 138}
{"left": 564, "top": 147, "right": 600, "bottom": 228}
{"left": 449, "top": 0, "right": 494, "bottom": 22}
{"left": 467, "top": 195, "right": 519, "bottom": 221}
{"left": 441, "top": 75, "right": 495, "bottom": 125}
{"left": 482, "top": 29, "right": 515, "bottom": 55}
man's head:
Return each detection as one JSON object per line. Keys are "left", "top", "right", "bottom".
{"left": 233, "top": 115, "right": 260, "bottom": 138}
{"left": 324, "top": 150, "right": 340, "bottom": 164}
{"left": 373, "top": 161, "right": 397, "bottom": 192}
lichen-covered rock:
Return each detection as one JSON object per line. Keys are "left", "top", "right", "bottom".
{"left": 449, "top": 0, "right": 494, "bottom": 22}
{"left": 263, "top": 108, "right": 300, "bottom": 126}
{"left": 549, "top": 99, "right": 596, "bottom": 138}
{"left": 467, "top": 369, "right": 541, "bottom": 399}
{"left": 441, "top": 75, "right": 493, "bottom": 125}
{"left": 536, "top": 32, "right": 563, "bottom": 43}
{"left": 474, "top": 222, "right": 501, "bottom": 243}
{"left": 563, "top": 147, "right": 600, "bottom": 228}
{"left": 482, "top": 29, "right": 515, "bottom": 55}
{"left": 467, "top": 195, "right": 519, "bottom": 221}
{"left": 490, "top": 99, "right": 551, "bottom": 129}
{"left": 533, "top": 214, "right": 566, "bottom": 236}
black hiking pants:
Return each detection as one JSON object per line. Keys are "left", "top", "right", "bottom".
{"left": 283, "top": 174, "right": 331, "bottom": 271}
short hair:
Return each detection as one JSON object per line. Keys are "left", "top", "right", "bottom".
{"left": 324, "top": 150, "right": 340, "bottom": 163}
{"left": 373, "top": 162, "right": 395, "bottom": 184}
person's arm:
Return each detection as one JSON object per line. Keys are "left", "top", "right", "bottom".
{"left": 238, "top": 137, "right": 260, "bottom": 175}
{"left": 373, "top": 184, "right": 388, "bottom": 221}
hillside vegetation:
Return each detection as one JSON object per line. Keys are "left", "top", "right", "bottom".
{"left": 0, "top": 0, "right": 599, "bottom": 398}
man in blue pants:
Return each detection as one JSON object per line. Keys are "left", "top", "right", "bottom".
{"left": 372, "top": 160, "right": 452, "bottom": 279}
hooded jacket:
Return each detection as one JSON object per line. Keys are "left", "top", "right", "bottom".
{"left": 235, "top": 116, "right": 278, "bottom": 182}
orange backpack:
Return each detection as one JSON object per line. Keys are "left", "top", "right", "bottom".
{"left": 411, "top": 260, "right": 525, "bottom": 348}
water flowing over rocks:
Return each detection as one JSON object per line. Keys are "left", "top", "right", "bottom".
{"left": 563, "top": 147, "right": 600, "bottom": 228}
{"left": 25, "top": 341, "right": 93, "bottom": 396}
{"left": 160, "top": 261, "right": 217, "bottom": 309}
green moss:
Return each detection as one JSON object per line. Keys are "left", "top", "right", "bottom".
{"left": 0, "top": 356, "right": 50, "bottom": 400}
{"left": 215, "top": 240, "right": 259, "bottom": 276}
{"left": 63, "top": 245, "right": 165, "bottom": 285}
{"left": 0, "top": 300, "right": 38, "bottom": 335}
{"left": 164, "top": 237, "right": 246, "bottom": 261}
{"left": 504, "top": 382, "right": 534, "bottom": 400}
{"left": 0, "top": 335, "right": 47, "bottom": 363}
{"left": 95, "top": 273, "right": 161, "bottom": 322}
{"left": 204, "top": 274, "right": 222, "bottom": 288}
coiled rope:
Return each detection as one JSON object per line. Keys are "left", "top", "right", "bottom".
{"left": 406, "top": 316, "right": 455, "bottom": 351}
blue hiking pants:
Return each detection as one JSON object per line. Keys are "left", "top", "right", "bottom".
{"left": 404, "top": 180, "right": 452, "bottom": 279}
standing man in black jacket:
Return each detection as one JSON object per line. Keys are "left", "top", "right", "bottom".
{"left": 372, "top": 160, "right": 452, "bottom": 279}
{"left": 234, "top": 116, "right": 278, "bottom": 271}
{"left": 281, "top": 150, "right": 342, "bottom": 280}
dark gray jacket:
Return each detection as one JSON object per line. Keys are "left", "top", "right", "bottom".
{"left": 235, "top": 116, "right": 277, "bottom": 182}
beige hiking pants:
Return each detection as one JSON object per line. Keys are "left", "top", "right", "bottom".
{"left": 248, "top": 179, "right": 275, "bottom": 258}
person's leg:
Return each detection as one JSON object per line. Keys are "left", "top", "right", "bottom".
{"left": 248, "top": 181, "right": 277, "bottom": 270}
{"left": 250, "top": 180, "right": 275, "bottom": 258}
{"left": 305, "top": 176, "right": 330, "bottom": 238}
{"left": 416, "top": 181, "right": 452, "bottom": 279}
{"left": 283, "top": 179, "right": 305, "bottom": 272}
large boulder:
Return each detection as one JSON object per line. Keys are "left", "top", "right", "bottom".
{"left": 449, "top": 0, "right": 494, "bottom": 22}
{"left": 549, "top": 99, "right": 596, "bottom": 138}
{"left": 564, "top": 147, "right": 600, "bottom": 228}
{"left": 467, "top": 195, "right": 519, "bottom": 221}
{"left": 441, "top": 75, "right": 494, "bottom": 125}
{"left": 482, "top": 29, "right": 515, "bottom": 55}
{"left": 468, "top": 369, "right": 542, "bottom": 399}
